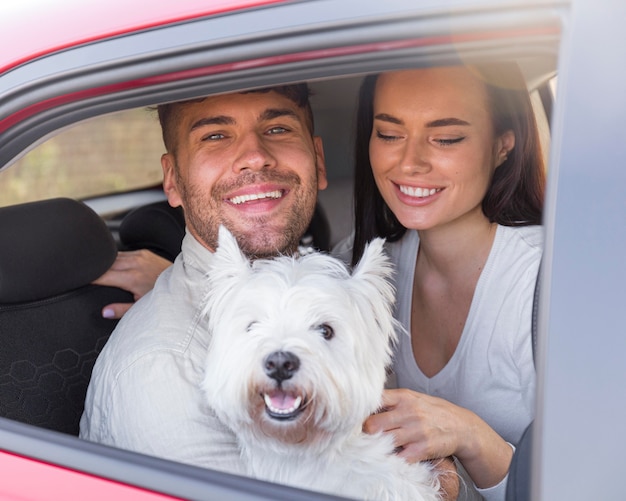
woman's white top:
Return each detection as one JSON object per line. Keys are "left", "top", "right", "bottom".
{"left": 334, "top": 224, "right": 542, "bottom": 500}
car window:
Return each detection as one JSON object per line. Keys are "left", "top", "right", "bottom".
{"left": 2, "top": 0, "right": 587, "bottom": 497}
{"left": 530, "top": 87, "right": 552, "bottom": 168}
{"left": 0, "top": 107, "right": 164, "bottom": 207}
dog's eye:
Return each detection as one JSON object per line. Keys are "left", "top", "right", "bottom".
{"left": 246, "top": 321, "right": 258, "bottom": 332}
{"left": 317, "top": 324, "right": 334, "bottom": 341}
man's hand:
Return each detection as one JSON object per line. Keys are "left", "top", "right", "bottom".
{"left": 93, "top": 249, "right": 172, "bottom": 319}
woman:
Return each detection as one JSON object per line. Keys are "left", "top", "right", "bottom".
{"left": 335, "top": 64, "right": 545, "bottom": 500}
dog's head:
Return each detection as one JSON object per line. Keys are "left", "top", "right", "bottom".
{"left": 201, "top": 226, "right": 398, "bottom": 450}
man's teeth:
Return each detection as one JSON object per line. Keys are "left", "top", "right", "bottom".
{"left": 263, "top": 394, "right": 303, "bottom": 415}
{"left": 230, "top": 190, "right": 282, "bottom": 205}
{"left": 399, "top": 186, "right": 441, "bottom": 198}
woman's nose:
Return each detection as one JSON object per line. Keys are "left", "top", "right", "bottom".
{"left": 400, "top": 140, "right": 431, "bottom": 174}
{"left": 232, "top": 133, "right": 276, "bottom": 173}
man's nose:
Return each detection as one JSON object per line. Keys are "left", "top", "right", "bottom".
{"left": 232, "top": 133, "right": 276, "bottom": 173}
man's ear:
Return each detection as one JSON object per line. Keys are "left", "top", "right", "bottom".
{"left": 313, "top": 136, "right": 328, "bottom": 191}
{"left": 161, "top": 153, "right": 183, "bottom": 208}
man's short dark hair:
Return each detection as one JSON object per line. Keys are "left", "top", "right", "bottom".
{"left": 157, "top": 83, "right": 314, "bottom": 154}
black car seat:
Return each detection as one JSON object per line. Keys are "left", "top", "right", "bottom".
{"left": 0, "top": 198, "right": 133, "bottom": 435}
{"left": 118, "top": 200, "right": 332, "bottom": 261}
{"left": 506, "top": 420, "right": 534, "bottom": 500}
{"left": 118, "top": 201, "right": 185, "bottom": 261}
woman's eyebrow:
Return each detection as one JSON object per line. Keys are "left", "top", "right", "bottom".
{"left": 374, "top": 113, "right": 403, "bottom": 125}
{"left": 374, "top": 114, "right": 471, "bottom": 128}
{"left": 425, "top": 117, "right": 471, "bottom": 128}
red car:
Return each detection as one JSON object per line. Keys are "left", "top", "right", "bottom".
{"left": 1, "top": 0, "right": 625, "bottom": 499}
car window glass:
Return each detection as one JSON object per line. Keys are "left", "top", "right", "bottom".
{"left": 530, "top": 88, "right": 552, "bottom": 168}
{"left": 0, "top": 108, "right": 164, "bottom": 207}
{"left": 549, "top": 75, "right": 558, "bottom": 99}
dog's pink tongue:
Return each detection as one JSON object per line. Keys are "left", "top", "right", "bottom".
{"left": 267, "top": 389, "right": 297, "bottom": 410}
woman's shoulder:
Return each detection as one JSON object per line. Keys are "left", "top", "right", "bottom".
{"left": 331, "top": 233, "right": 354, "bottom": 265}
{"left": 499, "top": 224, "right": 543, "bottom": 252}
{"left": 331, "top": 230, "right": 418, "bottom": 266}
{"left": 491, "top": 226, "right": 543, "bottom": 289}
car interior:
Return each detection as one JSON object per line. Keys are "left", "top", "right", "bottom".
{"left": 0, "top": 197, "right": 133, "bottom": 435}
{"left": 0, "top": 61, "right": 555, "bottom": 428}
{"left": 0, "top": 7, "right": 559, "bottom": 489}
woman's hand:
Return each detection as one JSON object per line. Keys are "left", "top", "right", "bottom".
{"left": 93, "top": 249, "right": 172, "bottom": 319}
{"left": 431, "top": 456, "right": 460, "bottom": 501}
{"left": 364, "top": 388, "right": 464, "bottom": 462}
{"left": 364, "top": 388, "right": 513, "bottom": 490}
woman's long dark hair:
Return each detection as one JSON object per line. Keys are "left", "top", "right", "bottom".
{"left": 351, "top": 64, "right": 546, "bottom": 266}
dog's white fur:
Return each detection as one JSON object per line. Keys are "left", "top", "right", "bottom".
{"left": 201, "top": 226, "right": 441, "bottom": 501}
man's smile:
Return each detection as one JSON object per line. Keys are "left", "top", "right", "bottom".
{"left": 229, "top": 189, "right": 284, "bottom": 205}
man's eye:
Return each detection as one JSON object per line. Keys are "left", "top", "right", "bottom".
{"left": 267, "top": 126, "right": 288, "bottom": 135}
{"left": 202, "top": 133, "right": 225, "bottom": 141}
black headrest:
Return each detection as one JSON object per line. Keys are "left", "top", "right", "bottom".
{"left": 118, "top": 201, "right": 185, "bottom": 261}
{"left": 0, "top": 198, "right": 117, "bottom": 303}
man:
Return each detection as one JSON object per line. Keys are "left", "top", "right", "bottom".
{"left": 80, "top": 84, "right": 327, "bottom": 472}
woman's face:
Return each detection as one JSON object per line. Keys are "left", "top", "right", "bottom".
{"left": 369, "top": 66, "right": 514, "bottom": 232}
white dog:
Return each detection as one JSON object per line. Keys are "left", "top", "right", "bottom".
{"left": 201, "top": 226, "right": 441, "bottom": 501}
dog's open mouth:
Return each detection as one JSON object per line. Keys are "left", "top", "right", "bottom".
{"left": 263, "top": 389, "right": 305, "bottom": 420}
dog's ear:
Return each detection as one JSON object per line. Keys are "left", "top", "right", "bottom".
{"left": 351, "top": 238, "right": 393, "bottom": 285}
{"left": 349, "top": 238, "right": 398, "bottom": 346}
{"left": 208, "top": 225, "right": 252, "bottom": 285}
{"left": 202, "top": 226, "right": 252, "bottom": 329}
{"left": 351, "top": 238, "right": 395, "bottom": 304}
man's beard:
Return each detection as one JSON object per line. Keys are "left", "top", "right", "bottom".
{"left": 177, "top": 169, "right": 317, "bottom": 259}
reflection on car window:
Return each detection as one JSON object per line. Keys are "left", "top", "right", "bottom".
{"left": 530, "top": 88, "right": 551, "bottom": 168}
{"left": 0, "top": 108, "right": 164, "bottom": 207}
{"left": 549, "top": 75, "right": 558, "bottom": 98}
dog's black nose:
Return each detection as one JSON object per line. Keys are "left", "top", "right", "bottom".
{"left": 264, "top": 351, "right": 300, "bottom": 382}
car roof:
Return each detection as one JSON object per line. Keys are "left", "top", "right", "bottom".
{"left": 0, "top": 0, "right": 284, "bottom": 74}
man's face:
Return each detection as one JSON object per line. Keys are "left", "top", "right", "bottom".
{"left": 161, "top": 90, "right": 327, "bottom": 258}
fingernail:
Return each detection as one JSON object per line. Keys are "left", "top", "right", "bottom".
{"left": 102, "top": 308, "right": 115, "bottom": 319}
